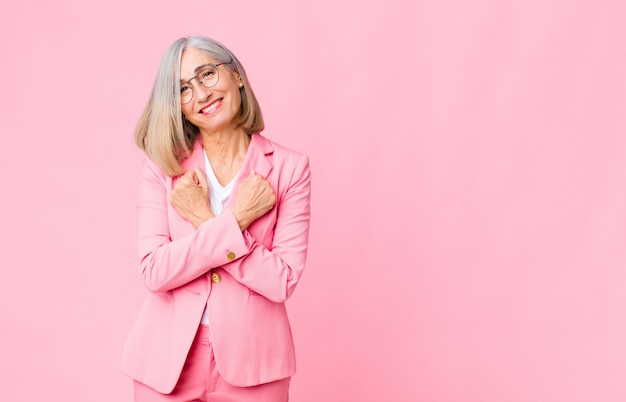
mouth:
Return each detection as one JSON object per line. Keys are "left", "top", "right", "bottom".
{"left": 199, "top": 99, "right": 222, "bottom": 115}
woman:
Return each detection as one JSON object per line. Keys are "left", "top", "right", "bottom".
{"left": 121, "top": 36, "right": 311, "bottom": 402}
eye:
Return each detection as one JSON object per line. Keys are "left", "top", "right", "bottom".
{"left": 201, "top": 69, "right": 215, "bottom": 79}
{"left": 180, "top": 85, "right": 191, "bottom": 94}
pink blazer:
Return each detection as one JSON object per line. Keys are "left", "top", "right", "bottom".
{"left": 121, "top": 133, "right": 311, "bottom": 394}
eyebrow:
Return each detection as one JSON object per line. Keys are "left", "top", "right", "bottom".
{"left": 195, "top": 63, "right": 213, "bottom": 73}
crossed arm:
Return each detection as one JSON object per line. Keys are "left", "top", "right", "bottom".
{"left": 136, "top": 155, "right": 311, "bottom": 302}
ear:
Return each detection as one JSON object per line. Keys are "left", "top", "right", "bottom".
{"left": 234, "top": 72, "right": 243, "bottom": 88}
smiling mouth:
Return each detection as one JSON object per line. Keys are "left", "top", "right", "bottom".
{"left": 200, "top": 99, "right": 222, "bottom": 114}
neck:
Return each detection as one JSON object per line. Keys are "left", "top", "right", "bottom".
{"left": 200, "top": 127, "right": 250, "bottom": 164}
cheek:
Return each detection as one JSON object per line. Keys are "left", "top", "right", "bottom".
{"left": 180, "top": 105, "right": 192, "bottom": 119}
{"left": 231, "top": 89, "right": 243, "bottom": 111}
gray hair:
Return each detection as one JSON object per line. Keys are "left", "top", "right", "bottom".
{"left": 135, "top": 36, "right": 264, "bottom": 176}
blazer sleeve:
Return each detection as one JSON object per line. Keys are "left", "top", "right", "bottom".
{"left": 136, "top": 157, "right": 251, "bottom": 292}
{"left": 221, "top": 153, "right": 311, "bottom": 303}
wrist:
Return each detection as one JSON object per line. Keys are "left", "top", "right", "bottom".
{"left": 231, "top": 208, "right": 251, "bottom": 232}
{"left": 191, "top": 209, "right": 214, "bottom": 229}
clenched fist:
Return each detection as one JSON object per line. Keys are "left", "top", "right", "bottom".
{"left": 169, "top": 165, "right": 214, "bottom": 229}
{"left": 231, "top": 170, "right": 276, "bottom": 231}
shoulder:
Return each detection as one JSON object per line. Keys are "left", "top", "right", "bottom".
{"left": 254, "top": 134, "right": 311, "bottom": 196}
{"left": 254, "top": 133, "right": 309, "bottom": 168}
{"left": 139, "top": 154, "right": 170, "bottom": 188}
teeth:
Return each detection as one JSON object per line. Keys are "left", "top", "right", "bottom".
{"left": 202, "top": 100, "right": 220, "bottom": 114}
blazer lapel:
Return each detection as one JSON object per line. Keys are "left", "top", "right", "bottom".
{"left": 243, "top": 133, "right": 273, "bottom": 179}
{"left": 225, "top": 133, "right": 274, "bottom": 210}
{"left": 180, "top": 138, "right": 206, "bottom": 173}
{"left": 175, "top": 139, "right": 209, "bottom": 296}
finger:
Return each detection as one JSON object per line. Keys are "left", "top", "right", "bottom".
{"left": 194, "top": 164, "right": 206, "bottom": 179}
{"left": 195, "top": 165, "right": 209, "bottom": 191}
{"left": 190, "top": 170, "right": 200, "bottom": 185}
{"left": 177, "top": 170, "right": 194, "bottom": 185}
{"left": 173, "top": 176, "right": 186, "bottom": 189}
{"left": 186, "top": 170, "right": 198, "bottom": 184}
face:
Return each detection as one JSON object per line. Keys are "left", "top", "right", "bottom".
{"left": 179, "top": 47, "right": 243, "bottom": 135}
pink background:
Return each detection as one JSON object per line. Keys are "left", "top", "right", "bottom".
{"left": 1, "top": 0, "right": 625, "bottom": 401}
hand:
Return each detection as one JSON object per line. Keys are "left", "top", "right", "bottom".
{"left": 231, "top": 171, "right": 276, "bottom": 231}
{"left": 169, "top": 165, "right": 214, "bottom": 229}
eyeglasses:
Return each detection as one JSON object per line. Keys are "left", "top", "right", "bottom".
{"left": 180, "top": 61, "right": 233, "bottom": 104}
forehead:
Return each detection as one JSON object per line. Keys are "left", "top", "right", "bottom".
{"left": 180, "top": 48, "right": 219, "bottom": 80}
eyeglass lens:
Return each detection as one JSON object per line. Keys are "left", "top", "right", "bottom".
{"left": 180, "top": 65, "right": 219, "bottom": 104}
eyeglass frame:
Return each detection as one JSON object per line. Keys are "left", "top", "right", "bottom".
{"left": 179, "top": 60, "right": 235, "bottom": 104}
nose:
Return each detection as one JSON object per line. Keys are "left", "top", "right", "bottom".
{"left": 193, "top": 82, "right": 211, "bottom": 103}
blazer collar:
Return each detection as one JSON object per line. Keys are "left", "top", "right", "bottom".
{"left": 241, "top": 133, "right": 274, "bottom": 179}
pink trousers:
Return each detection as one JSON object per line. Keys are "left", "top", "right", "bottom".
{"left": 133, "top": 325, "right": 290, "bottom": 402}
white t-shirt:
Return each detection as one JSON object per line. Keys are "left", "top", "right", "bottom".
{"left": 200, "top": 150, "right": 238, "bottom": 325}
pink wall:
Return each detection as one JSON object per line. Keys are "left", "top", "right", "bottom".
{"left": 1, "top": 0, "right": 625, "bottom": 400}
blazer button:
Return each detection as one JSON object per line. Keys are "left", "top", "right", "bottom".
{"left": 211, "top": 272, "right": 221, "bottom": 284}
{"left": 227, "top": 251, "right": 236, "bottom": 261}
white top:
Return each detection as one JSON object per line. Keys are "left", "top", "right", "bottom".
{"left": 200, "top": 150, "right": 238, "bottom": 325}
